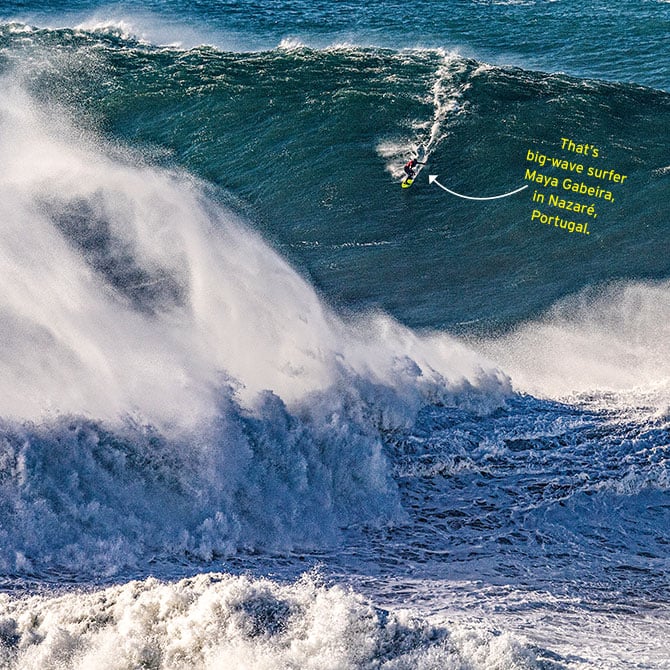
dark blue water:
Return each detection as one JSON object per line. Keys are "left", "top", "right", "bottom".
{"left": 4, "top": 0, "right": 670, "bottom": 90}
{"left": 0, "top": 2, "right": 668, "bottom": 668}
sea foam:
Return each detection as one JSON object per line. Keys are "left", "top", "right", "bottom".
{"left": 0, "top": 572, "right": 549, "bottom": 670}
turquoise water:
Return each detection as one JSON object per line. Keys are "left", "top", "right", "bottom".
{"left": 0, "top": 3, "right": 669, "bottom": 669}
{"left": 2, "top": 23, "right": 668, "bottom": 331}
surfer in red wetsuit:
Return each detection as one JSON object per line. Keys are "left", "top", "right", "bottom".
{"left": 403, "top": 157, "right": 426, "bottom": 181}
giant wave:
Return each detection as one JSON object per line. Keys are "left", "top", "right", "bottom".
{"left": 0, "top": 83, "right": 509, "bottom": 575}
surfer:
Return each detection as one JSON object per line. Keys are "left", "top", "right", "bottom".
{"left": 403, "top": 157, "right": 426, "bottom": 181}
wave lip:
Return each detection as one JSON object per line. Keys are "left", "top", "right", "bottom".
{"left": 0, "top": 13, "right": 229, "bottom": 50}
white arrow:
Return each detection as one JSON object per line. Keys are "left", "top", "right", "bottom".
{"left": 428, "top": 175, "right": 528, "bottom": 200}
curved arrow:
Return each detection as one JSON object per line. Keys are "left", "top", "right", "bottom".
{"left": 428, "top": 175, "right": 528, "bottom": 200}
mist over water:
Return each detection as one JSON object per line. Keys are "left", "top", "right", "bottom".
{"left": 475, "top": 281, "right": 670, "bottom": 406}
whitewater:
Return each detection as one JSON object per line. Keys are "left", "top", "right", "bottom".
{"left": 0, "top": 79, "right": 535, "bottom": 670}
{"left": 0, "top": 3, "right": 669, "bottom": 669}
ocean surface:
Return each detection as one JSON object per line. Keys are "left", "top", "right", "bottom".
{"left": 0, "top": 1, "right": 669, "bottom": 668}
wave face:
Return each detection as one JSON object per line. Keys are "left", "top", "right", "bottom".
{"left": 1, "top": 24, "right": 667, "bottom": 335}
{"left": 0, "top": 79, "right": 508, "bottom": 575}
{"left": 0, "top": 11, "right": 669, "bottom": 670}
